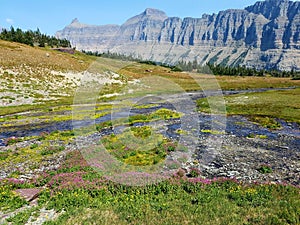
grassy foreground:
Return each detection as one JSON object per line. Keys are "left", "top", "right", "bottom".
{"left": 1, "top": 151, "right": 299, "bottom": 225}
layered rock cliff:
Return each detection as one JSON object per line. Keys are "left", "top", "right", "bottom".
{"left": 56, "top": 0, "right": 300, "bottom": 71}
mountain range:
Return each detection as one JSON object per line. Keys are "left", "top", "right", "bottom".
{"left": 56, "top": 0, "right": 300, "bottom": 71}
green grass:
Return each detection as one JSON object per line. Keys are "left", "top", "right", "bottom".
{"left": 35, "top": 179, "right": 300, "bottom": 224}
{"left": 128, "top": 108, "right": 181, "bottom": 125}
{"left": 0, "top": 103, "right": 112, "bottom": 133}
{"left": 133, "top": 103, "right": 160, "bottom": 109}
{"left": 200, "top": 129, "right": 226, "bottom": 135}
{"left": 101, "top": 126, "right": 176, "bottom": 166}
{"left": 258, "top": 165, "right": 273, "bottom": 174}
{"left": 0, "top": 185, "right": 28, "bottom": 211}
{"left": 119, "top": 63, "right": 300, "bottom": 92}
{"left": 197, "top": 88, "right": 300, "bottom": 125}
{"left": 5, "top": 207, "right": 38, "bottom": 225}
{"left": 94, "top": 108, "right": 181, "bottom": 132}
{"left": 0, "top": 97, "right": 73, "bottom": 116}
{"left": 1, "top": 150, "right": 299, "bottom": 225}
{"left": 1, "top": 44, "right": 299, "bottom": 117}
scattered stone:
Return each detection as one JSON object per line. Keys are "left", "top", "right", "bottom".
{"left": 26, "top": 208, "right": 65, "bottom": 225}
{"left": 14, "top": 188, "right": 43, "bottom": 202}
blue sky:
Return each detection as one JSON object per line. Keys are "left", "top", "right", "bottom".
{"left": 1, "top": 0, "right": 259, "bottom": 35}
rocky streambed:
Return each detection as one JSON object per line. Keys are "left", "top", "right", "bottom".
{"left": 0, "top": 89, "right": 299, "bottom": 185}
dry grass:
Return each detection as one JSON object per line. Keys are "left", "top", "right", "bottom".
{"left": 1, "top": 39, "right": 299, "bottom": 93}
{"left": 215, "top": 75, "right": 300, "bottom": 90}
{"left": 0, "top": 40, "right": 129, "bottom": 108}
{"left": 0, "top": 40, "right": 93, "bottom": 71}
{"left": 119, "top": 64, "right": 300, "bottom": 91}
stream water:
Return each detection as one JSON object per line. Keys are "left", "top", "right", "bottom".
{"left": 0, "top": 88, "right": 299, "bottom": 151}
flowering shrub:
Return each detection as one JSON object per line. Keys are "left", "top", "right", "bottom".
{"left": 57, "top": 150, "right": 91, "bottom": 172}
{"left": 47, "top": 171, "right": 106, "bottom": 192}
{"left": 189, "top": 168, "right": 201, "bottom": 177}
{"left": 0, "top": 178, "right": 33, "bottom": 189}
{"left": 1, "top": 147, "right": 298, "bottom": 224}
{"left": 187, "top": 177, "right": 212, "bottom": 185}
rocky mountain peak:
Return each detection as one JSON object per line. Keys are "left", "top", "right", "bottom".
{"left": 67, "top": 18, "right": 88, "bottom": 28}
{"left": 143, "top": 8, "right": 167, "bottom": 18}
{"left": 56, "top": 0, "right": 300, "bottom": 71}
{"left": 123, "top": 8, "right": 168, "bottom": 26}
{"left": 71, "top": 18, "right": 80, "bottom": 24}
{"left": 266, "top": 0, "right": 289, "bottom": 3}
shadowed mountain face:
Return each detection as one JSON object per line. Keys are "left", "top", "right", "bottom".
{"left": 56, "top": 1, "right": 300, "bottom": 71}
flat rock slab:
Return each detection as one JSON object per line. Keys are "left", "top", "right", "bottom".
{"left": 14, "top": 188, "right": 43, "bottom": 202}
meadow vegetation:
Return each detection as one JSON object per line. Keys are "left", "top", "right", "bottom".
{"left": 102, "top": 126, "right": 177, "bottom": 166}
{"left": 197, "top": 88, "right": 300, "bottom": 125}
{"left": 0, "top": 40, "right": 300, "bottom": 224}
{"left": 1, "top": 150, "right": 299, "bottom": 224}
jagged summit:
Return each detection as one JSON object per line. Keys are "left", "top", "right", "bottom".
{"left": 265, "top": 0, "right": 289, "bottom": 2}
{"left": 123, "top": 8, "right": 168, "bottom": 26}
{"left": 56, "top": 0, "right": 300, "bottom": 71}
{"left": 143, "top": 8, "right": 167, "bottom": 17}
{"left": 71, "top": 18, "right": 80, "bottom": 24}
{"left": 67, "top": 18, "right": 87, "bottom": 28}
{"left": 245, "top": 0, "right": 299, "bottom": 20}
{"left": 141, "top": 8, "right": 168, "bottom": 21}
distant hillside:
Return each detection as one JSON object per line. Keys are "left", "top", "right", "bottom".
{"left": 56, "top": 0, "right": 300, "bottom": 71}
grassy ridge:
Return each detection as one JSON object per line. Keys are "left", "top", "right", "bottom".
{"left": 0, "top": 40, "right": 93, "bottom": 71}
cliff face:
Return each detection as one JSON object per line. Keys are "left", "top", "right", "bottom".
{"left": 56, "top": 1, "right": 300, "bottom": 71}
{"left": 246, "top": 0, "right": 300, "bottom": 50}
{"left": 57, "top": 18, "right": 120, "bottom": 52}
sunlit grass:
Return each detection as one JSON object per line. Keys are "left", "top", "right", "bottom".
{"left": 2, "top": 169, "right": 298, "bottom": 225}
{"left": 197, "top": 88, "right": 300, "bottom": 125}
{"left": 119, "top": 63, "right": 300, "bottom": 91}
